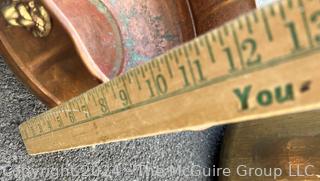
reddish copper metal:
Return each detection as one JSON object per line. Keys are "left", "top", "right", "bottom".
{"left": 0, "top": 0, "right": 256, "bottom": 107}
{"left": 189, "top": 0, "right": 256, "bottom": 34}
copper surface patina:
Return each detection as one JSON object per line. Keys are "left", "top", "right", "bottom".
{"left": 0, "top": 0, "right": 255, "bottom": 107}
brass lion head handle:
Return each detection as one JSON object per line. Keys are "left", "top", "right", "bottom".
{"left": 1, "top": 0, "right": 51, "bottom": 37}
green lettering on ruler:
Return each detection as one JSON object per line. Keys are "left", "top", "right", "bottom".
{"left": 275, "top": 83, "right": 294, "bottom": 103}
{"left": 234, "top": 85, "right": 252, "bottom": 110}
{"left": 234, "top": 83, "right": 295, "bottom": 110}
{"left": 257, "top": 90, "right": 273, "bottom": 106}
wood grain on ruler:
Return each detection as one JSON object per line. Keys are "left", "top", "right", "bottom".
{"left": 20, "top": 0, "right": 320, "bottom": 155}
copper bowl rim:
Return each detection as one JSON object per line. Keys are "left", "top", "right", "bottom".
{"left": 43, "top": 0, "right": 111, "bottom": 82}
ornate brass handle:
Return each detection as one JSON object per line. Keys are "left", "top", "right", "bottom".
{"left": 1, "top": 0, "right": 51, "bottom": 37}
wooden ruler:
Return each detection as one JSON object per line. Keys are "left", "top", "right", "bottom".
{"left": 20, "top": 0, "right": 320, "bottom": 155}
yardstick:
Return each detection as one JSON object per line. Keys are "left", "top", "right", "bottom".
{"left": 20, "top": 0, "right": 320, "bottom": 155}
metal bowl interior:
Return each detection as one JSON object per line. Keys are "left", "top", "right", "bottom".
{"left": 0, "top": 7, "right": 102, "bottom": 107}
{"left": 0, "top": 0, "right": 195, "bottom": 107}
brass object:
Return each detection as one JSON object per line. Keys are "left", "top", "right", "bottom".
{"left": 1, "top": 0, "right": 51, "bottom": 37}
{"left": 0, "top": 0, "right": 255, "bottom": 107}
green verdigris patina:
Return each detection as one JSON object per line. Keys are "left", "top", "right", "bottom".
{"left": 89, "top": 0, "right": 124, "bottom": 76}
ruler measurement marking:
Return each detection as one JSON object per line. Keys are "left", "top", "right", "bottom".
{"left": 46, "top": 115, "right": 52, "bottom": 130}
{"left": 41, "top": 119, "right": 46, "bottom": 133}
{"left": 62, "top": 105, "right": 68, "bottom": 121}
{"left": 67, "top": 103, "right": 74, "bottom": 119}
{"left": 55, "top": 110, "right": 64, "bottom": 128}
{"left": 140, "top": 66, "right": 146, "bottom": 78}
{"left": 133, "top": 70, "right": 142, "bottom": 90}
{"left": 178, "top": 47, "right": 183, "bottom": 56}
{"left": 183, "top": 45, "right": 189, "bottom": 58}
{"left": 27, "top": 122, "right": 33, "bottom": 137}
{"left": 43, "top": 115, "right": 49, "bottom": 131}
{"left": 144, "top": 64, "right": 149, "bottom": 72}
{"left": 151, "top": 61, "right": 156, "bottom": 69}
{"left": 148, "top": 63, "right": 160, "bottom": 96}
{"left": 211, "top": 32, "right": 217, "bottom": 41}
{"left": 34, "top": 116, "right": 41, "bottom": 134}
{"left": 37, "top": 120, "right": 43, "bottom": 133}
{"left": 126, "top": 73, "right": 132, "bottom": 84}
{"left": 82, "top": 96, "right": 91, "bottom": 119}
{"left": 95, "top": 88, "right": 102, "bottom": 106}
{"left": 261, "top": 8, "right": 273, "bottom": 42}
{"left": 269, "top": 4, "right": 276, "bottom": 16}
{"left": 164, "top": 55, "right": 173, "bottom": 78}
{"left": 168, "top": 52, "right": 173, "bottom": 61}
{"left": 193, "top": 41, "right": 200, "bottom": 55}
{"left": 74, "top": 99, "right": 81, "bottom": 114}
{"left": 187, "top": 43, "right": 192, "bottom": 51}
{"left": 28, "top": 122, "right": 36, "bottom": 137}
{"left": 238, "top": 18, "right": 243, "bottom": 30}
{"left": 115, "top": 78, "right": 120, "bottom": 88}
{"left": 204, "top": 34, "right": 216, "bottom": 63}
{"left": 110, "top": 82, "right": 117, "bottom": 98}
{"left": 128, "top": 71, "right": 134, "bottom": 83}
{"left": 100, "top": 86, "right": 110, "bottom": 113}
{"left": 104, "top": 84, "right": 109, "bottom": 93}
{"left": 279, "top": 1, "right": 287, "bottom": 20}
{"left": 287, "top": 0, "right": 293, "bottom": 9}
{"left": 136, "top": 68, "right": 141, "bottom": 75}
{"left": 187, "top": 57, "right": 197, "bottom": 85}
{"left": 173, "top": 50, "right": 180, "bottom": 64}
{"left": 89, "top": 92, "right": 97, "bottom": 106}
{"left": 218, "top": 29, "right": 224, "bottom": 45}
{"left": 50, "top": 112, "right": 56, "bottom": 130}
{"left": 121, "top": 76, "right": 132, "bottom": 105}
{"left": 160, "top": 57, "right": 164, "bottom": 64}
{"left": 49, "top": 113, "right": 55, "bottom": 130}
{"left": 245, "top": 15, "right": 253, "bottom": 34}
{"left": 67, "top": 102, "right": 75, "bottom": 123}
{"left": 156, "top": 59, "right": 161, "bottom": 71}
{"left": 223, "top": 25, "right": 229, "bottom": 36}
{"left": 231, "top": 23, "right": 245, "bottom": 68}
{"left": 253, "top": 11, "right": 259, "bottom": 23}
{"left": 298, "top": 0, "right": 314, "bottom": 48}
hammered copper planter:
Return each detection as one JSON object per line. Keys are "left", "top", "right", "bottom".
{"left": 0, "top": 0, "right": 255, "bottom": 107}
